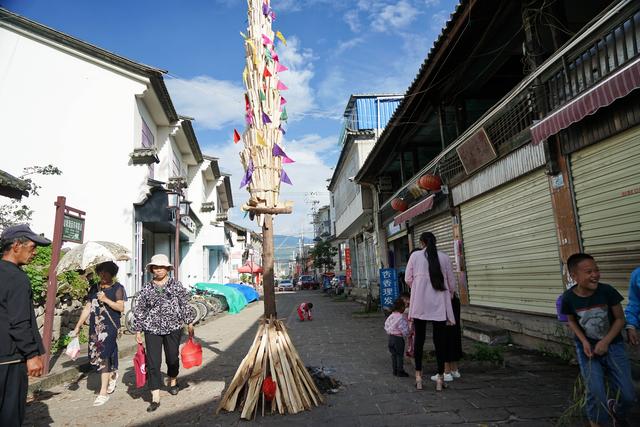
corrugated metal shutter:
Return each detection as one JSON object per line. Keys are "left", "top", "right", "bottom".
{"left": 412, "top": 213, "right": 457, "bottom": 272}
{"left": 460, "top": 170, "right": 563, "bottom": 314}
{"left": 571, "top": 126, "right": 640, "bottom": 300}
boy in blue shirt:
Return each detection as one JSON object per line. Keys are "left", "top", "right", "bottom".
{"left": 561, "top": 253, "right": 636, "bottom": 427}
{"left": 624, "top": 266, "right": 640, "bottom": 346}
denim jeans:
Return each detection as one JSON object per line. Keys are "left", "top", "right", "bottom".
{"left": 574, "top": 339, "right": 636, "bottom": 424}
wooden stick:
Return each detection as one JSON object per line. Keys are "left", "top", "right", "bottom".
{"left": 242, "top": 205, "right": 292, "bottom": 214}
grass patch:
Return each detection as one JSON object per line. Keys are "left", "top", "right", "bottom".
{"left": 463, "top": 343, "right": 505, "bottom": 364}
{"left": 538, "top": 344, "right": 575, "bottom": 365}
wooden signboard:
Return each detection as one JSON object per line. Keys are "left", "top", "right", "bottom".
{"left": 456, "top": 128, "right": 497, "bottom": 175}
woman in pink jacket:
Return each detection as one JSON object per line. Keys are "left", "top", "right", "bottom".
{"left": 405, "top": 232, "right": 456, "bottom": 391}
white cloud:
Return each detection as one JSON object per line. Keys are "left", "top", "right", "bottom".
{"left": 273, "top": 37, "right": 317, "bottom": 122}
{"left": 166, "top": 76, "right": 245, "bottom": 130}
{"left": 371, "top": 0, "right": 421, "bottom": 32}
{"left": 344, "top": 10, "right": 361, "bottom": 32}
{"left": 334, "top": 37, "right": 365, "bottom": 55}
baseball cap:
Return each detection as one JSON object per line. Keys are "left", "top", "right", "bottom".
{"left": 1, "top": 224, "right": 51, "bottom": 246}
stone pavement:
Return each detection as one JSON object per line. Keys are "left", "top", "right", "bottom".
{"left": 24, "top": 291, "right": 639, "bottom": 426}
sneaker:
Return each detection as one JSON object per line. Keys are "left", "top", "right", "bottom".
{"left": 106, "top": 372, "right": 118, "bottom": 394}
{"left": 430, "top": 373, "right": 453, "bottom": 382}
{"left": 450, "top": 370, "right": 461, "bottom": 379}
{"left": 93, "top": 395, "right": 109, "bottom": 406}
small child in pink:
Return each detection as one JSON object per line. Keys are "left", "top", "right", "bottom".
{"left": 401, "top": 292, "right": 415, "bottom": 357}
{"left": 297, "top": 302, "right": 313, "bottom": 321}
{"left": 384, "top": 298, "right": 410, "bottom": 377}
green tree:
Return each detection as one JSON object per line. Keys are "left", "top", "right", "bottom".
{"left": 0, "top": 164, "right": 62, "bottom": 229}
{"left": 311, "top": 240, "right": 338, "bottom": 272}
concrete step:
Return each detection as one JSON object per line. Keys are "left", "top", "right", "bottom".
{"left": 462, "top": 320, "right": 510, "bottom": 345}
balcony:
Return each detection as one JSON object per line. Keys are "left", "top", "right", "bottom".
{"left": 201, "top": 201, "right": 215, "bottom": 212}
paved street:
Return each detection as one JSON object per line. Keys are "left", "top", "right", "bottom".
{"left": 24, "top": 291, "right": 634, "bottom": 426}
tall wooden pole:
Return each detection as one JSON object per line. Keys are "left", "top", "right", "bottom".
{"left": 262, "top": 214, "right": 276, "bottom": 317}
{"left": 42, "top": 196, "right": 65, "bottom": 374}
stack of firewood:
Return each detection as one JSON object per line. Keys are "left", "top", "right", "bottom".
{"left": 216, "top": 318, "right": 324, "bottom": 419}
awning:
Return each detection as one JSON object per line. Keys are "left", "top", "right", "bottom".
{"left": 0, "top": 169, "right": 29, "bottom": 200}
{"left": 393, "top": 194, "right": 435, "bottom": 226}
{"left": 531, "top": 55, "right": 640, "bottom": 145}
{"left": 237, "top": 263, "right": 263, "bottom": 273}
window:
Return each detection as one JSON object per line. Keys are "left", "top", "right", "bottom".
{"left": 141, "top": 118, "right": 154, "bottom": 148}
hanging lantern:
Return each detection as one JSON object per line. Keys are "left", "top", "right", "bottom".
{"left": 418, "top": 174, "right": 442, "bottom": 191}
{"left": 391, "top": 198, "right": 408, "bottom": 212}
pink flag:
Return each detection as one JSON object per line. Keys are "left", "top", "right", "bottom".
{"left": 272, "top": 144, "right": 295, "bottom": 163}
{"left": 276, "top": 62, "right": 288, "bottom": 73}
{"left": 262, "top": 34, "right": 273, "bottom": 45}
{"left": 277, "top": 81, "right": 288, "bottom": 91}
{"left": 280, "top": 96, "right": 287, "bottom": 106}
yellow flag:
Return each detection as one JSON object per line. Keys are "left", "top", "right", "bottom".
{"left": 257, "top": 131, "right": 266, "bottom": 146}
{"left": 242, "top": 67, "right": 248, "bottom": 87}
{"left": 276, "top": 31, "right": 287, "bottom": 46}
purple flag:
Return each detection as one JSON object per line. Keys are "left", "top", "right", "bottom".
{"left": 279, "top": 124, "right": 286, "bottom": 135}
{"left": 262, "top": 2, "right": 269, "bottom": 15}
{"left": 240, "top": 160, "right": 254, "bottom": 188}
{"left": 262, "top": 112, "right": 272, "bottom": 124}
{"left": 280, "top": 169, "right": 292, "bottom": 185}
{"left": 272, "top": 144, "right": 295, "bottom": 163}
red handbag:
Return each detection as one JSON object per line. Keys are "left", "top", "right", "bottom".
{"left": 181, "top": 337, "right": 202, "bottom": 369}
{"left": 133, "top": 343, "right": 147, "bottom": 388}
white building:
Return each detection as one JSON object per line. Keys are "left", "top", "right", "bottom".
{"left": 328, "top": 95, "right": 402, "bottom": 297}
{"left": 224, "top": 221, "right": 263, "bottom": 284}
{"left": 0, "top": 9, "right": 233, "bottom": 295}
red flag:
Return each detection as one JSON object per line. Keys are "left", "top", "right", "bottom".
{"left": 233, "top": 129, "right": 241, "bottom": 143}
{"left": 264, "top": 66, "right": 272, "bottom": 78}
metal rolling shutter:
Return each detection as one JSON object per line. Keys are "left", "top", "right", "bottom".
{"left": 412, "top": 213, "right": 457, "bottom": 271}
{"left": 460, "top": 170, "right": 563, "bottom": 314}
{"left": 571, "top": 126, "right": 640, "bottom": 300}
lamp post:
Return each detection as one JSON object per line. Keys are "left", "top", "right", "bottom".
{"left": 167, "top": 191, "right": 190, "bottom": 280}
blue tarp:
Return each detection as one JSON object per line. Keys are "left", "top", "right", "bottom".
{"left": 194, "top": 283, "right": 247, "bottom": 314}
{"left": 225, "top": 283, "right": 260, "bottom": 303}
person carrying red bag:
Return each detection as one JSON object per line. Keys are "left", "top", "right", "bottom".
{"left": 297, "top": 302, "right": 313, "bottom": 321}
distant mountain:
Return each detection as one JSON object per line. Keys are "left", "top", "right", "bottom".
{"left": 273, "top": 235, "right": 314, "bottom": 262}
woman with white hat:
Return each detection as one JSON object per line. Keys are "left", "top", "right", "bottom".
{"left": 131, "top": 254, "right": 195, "bottom": 412}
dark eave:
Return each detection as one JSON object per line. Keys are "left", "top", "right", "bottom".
{"left": 179, "top": 119, "right": 203, "bottom": 163}
{"left": 0, "top": 169, "right": 29, "bottom": 199}
{"left": 0, "top": 7, "right": 178, "bottom": 124}
{"left": 355, "top": 0, "right": 470, "bottom": 183}
{"left": 223, "top": 175, "right": 234, "bottom": 208}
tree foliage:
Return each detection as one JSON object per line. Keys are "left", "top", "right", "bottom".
{"left": 0, "top": 164, "right": 62, "bottom": 229}
{"left": 311, "top": 240, "right": 338, "bottom": 272}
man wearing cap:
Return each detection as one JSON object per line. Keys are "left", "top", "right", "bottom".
{"left": 0, "top": 224, "right": 51, "bottom": 426}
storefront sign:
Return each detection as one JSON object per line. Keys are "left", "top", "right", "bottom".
{"left": 345, "top": 248, "right": 352, "bottom": 282}
{"left": 379, "top": 268, "right": 399, "bottom": 310}
{"left": 62, "top": 214, "right": 85, "bottom": 243}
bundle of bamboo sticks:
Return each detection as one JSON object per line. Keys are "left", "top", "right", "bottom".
{"left": 216, "top": 318, "right": 324, "bottom": 419}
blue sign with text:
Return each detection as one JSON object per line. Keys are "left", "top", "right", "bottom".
{"left": 379, "top": 268, "right": 399, "bottom": 310}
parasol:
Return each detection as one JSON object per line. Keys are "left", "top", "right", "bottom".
{"left": 56, "top": 241, "right": 131, "bottom": 275}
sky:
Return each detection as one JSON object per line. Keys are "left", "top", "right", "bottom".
{"left": 2, "top": 0, "right": 457, "bottom": 236}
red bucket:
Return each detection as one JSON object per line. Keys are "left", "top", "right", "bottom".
{"left": 181, "top": 337, "right": 202, "bottom": 369}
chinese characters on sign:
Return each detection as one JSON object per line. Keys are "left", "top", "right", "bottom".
{"left": 62, "top": 214, "right": 85, "bottom": 243}
{"left": 344, "top": 248, "right": 352, "bottom": 283}
{"left": 379, "top": 268, "right": 399, "bottom": 311}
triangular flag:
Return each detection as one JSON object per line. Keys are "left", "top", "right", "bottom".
{"left": 245, "top": 94, "right": 251, "bottom": 112}
{"left": 272, "top": 52, "right": 279, "bottom": 62}
{"left": 257, "top": 132, "right": 266, "bottom": 146}
{"left": 276, "top": 31, "right": 287, "bottom": 46}
{"left": 240, "top": 160, "right": 254, "bottom": 188}
{"left": 245, "top": 112, "right": 253, "bottom": 126}
{"left": 277, "top": 80, "right": 288, "bottom": 91}
{"left": 276, "top": 62, "right": 288, "bottom": 73}
{"left": 262, "top": 112, "right": 272, "bottom": 124}
{"left": 259, "top": 90, "right": 266, "bottom": 102}
{"left": 233, "top": 129, "right": 241, "bottom": 143}
{"left": 280, "top": 169, "right": 292, "bottom": 185}
{"left": 240, "top": 31, "right": 248, "bottom": 40}
{"left": 270, "top": 10, "right": 276, "bottom": 21}
{"left": 262, "top": 2, "right": 269, "bottom": 16}
{"left": 280, "top": 107, "right": 288, "bottom": 121}
{"left": 273, "top": 144, "right": 295, "bottom": 163}
{"left": 242, "top": 68, "right": 248, "bottom": 87}
{"left": 262, "top": 34, "right": 273, "bottom": 46}
{"left": 263, "top": 66, "right": 272, "bottom": 78}
{"left": 280, "top": 96, "right": 287, "bottom": 106}
{"left": 279, "top": 124, "right": 286, "bottom": 135}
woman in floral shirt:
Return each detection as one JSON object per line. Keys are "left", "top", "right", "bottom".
{"left": 132, "top": 254, "right": 195, "bottom": 412}
{"left": 72, "top": 261, "right": 126, "bottom": 406}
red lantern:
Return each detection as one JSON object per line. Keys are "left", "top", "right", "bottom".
{"left": 262, "top": 375, "right": 277, "bottom": 401}
{"left": 391, "top": 198, "right": 408, "bottom": 212}
{"left": 418, "top": 174, "right": 442, "bottom": 191}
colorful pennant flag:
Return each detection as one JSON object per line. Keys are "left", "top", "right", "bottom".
{"left": 280, "top": 96, "right": 287, "bottom": 106}
{"left": 280, "top": 169, "right": 292, "bottom": 185}
{"left": 257, "top": 132, "right": 267, "bottom": 146}
{"left": 240, "top": 31, "right": 248, "bottom": 40}
{"left": 279, "top": 124, "right": 286, "bottom": 135}
{"left": 272, "top": 144, "right": 295, "bottom": 163}
{"left": 276, "top": 31, "right": 287, "bottom": 46}
{"left": 262, "top": 112, "right": 272, "bottom": 124}
{"left": 262, "top": 2, "right": 269, "bottom": 16}
{"left": 242, "top": 68, "right": 248, "bottom": 87}
{"left": 263, "top": 66, "right": 272, "bottom": 78}
{"left": 270, "top": 10, "right": 276, "bottom": 21}
{"left": 280, "top": 107, "right": 288, "bottom": 121}
{"left": 277, "top": 80, "right": 288, "bottom": 91}
{"left": 245, "top": 112, "right": 253, "bottom": 126}
{"left": 240, "top": 160, "right": 254, "bottom": 188}
{"left": 259, "top": 90, "right": 266, "bottom": 102}
{"left": 245, "top": 94, "right": 251, "bottom": 112}
{"left": 276, "top": 62, "right": 288, "bottom": 73}
{"left": 262, "top": 34, "right": 273, "bottom": 46}
{"left": 233, "top": 129, "right": 241, "bottom": 143}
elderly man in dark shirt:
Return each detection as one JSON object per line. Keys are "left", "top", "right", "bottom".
{"left": 0, "top": 224, "right": 51, "bottom": 426}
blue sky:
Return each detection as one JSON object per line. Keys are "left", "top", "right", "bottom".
{"left": 3, "top": 0, "right": 457, "bottom": 235}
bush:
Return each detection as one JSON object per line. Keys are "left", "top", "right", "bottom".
{"left": 23, "top": 245, "right": 89, "bottom": 304}
{"left": 465, "top": 342, "right": 505, "bottom": 364}
{"left": 51, "top": 326, "right": 88, "bottom": 354}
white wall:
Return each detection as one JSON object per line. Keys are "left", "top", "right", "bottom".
{"left": 0, "top": 26, "right": 160, "bottom": 288}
